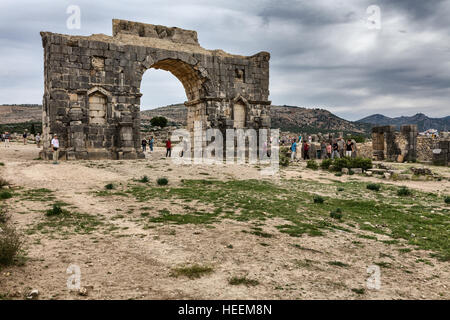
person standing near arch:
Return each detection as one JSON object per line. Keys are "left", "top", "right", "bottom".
{"left": 51, "top": 134, "right": 60, "bottom": 164}
{"left": 165, "top": 138, "right": 172, "bottom": 157}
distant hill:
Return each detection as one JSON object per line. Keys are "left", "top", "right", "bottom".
{"left": 0, "top": 105, "right": 42, "bottom": 124}
{"left": 357, "top": 113, "right": 450, "bottom": 132}
{"left": 142, "top": 103, "right": 370, "bottom": 135}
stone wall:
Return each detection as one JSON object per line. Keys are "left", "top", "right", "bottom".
{"left": 40, "top": 19, "right": 271, "bottom": 160}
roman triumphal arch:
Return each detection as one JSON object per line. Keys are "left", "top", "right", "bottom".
{"left": 40, "top": 19, "right": 271, "bottom": 160}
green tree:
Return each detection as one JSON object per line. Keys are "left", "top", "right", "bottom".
{"left": 150, "top": 116, "right": 168, "bottom": 128}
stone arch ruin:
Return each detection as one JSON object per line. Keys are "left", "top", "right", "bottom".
{"left": 40, "top": 19, "right": 271, "bottom": 160}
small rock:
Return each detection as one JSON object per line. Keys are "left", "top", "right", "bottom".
{"left": 78, "top": 287, "right": 88, "bottom": 296}
{"left": 365, "top": 171, "right": 373, "bottom": 177}
{"left": 342, "top": 168, "right": 349, "bottom": 174}
{"left": 26, "top": 289, "right": 39, "bottom": 300}
{"left": 351, "top": 168, "right": 363, "bottom": 174}
{"left": 384, "top": 172, "right": 391, "bottom": 179}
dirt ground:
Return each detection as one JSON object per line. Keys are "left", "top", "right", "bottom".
{"left": 0, "top": 142, "right": 449, "bottom": 300}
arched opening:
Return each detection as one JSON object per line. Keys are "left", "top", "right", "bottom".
{"left": 138, "top": 58, "right": 208, "bottom": 133}
{"left": 140, "top": 69, "right": 186, "bottom": 110}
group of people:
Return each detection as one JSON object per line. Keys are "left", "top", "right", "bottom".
{"left": 1, "top": 131, "right": 42, "bottom": 148}
{"left": 141, "top": 136, "right": 155, "bottom": 153}
{"left": 290, "top": 135, "right": 357, "bottom": 161}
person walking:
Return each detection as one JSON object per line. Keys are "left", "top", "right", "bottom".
{"left": 4, "top": 132, "right": 10, "bottom": 148}
{"left": 35, "top": 133, "right": 41, "bottom": 148}
{"left": 337, "top": 138, "right": 345, "bottom": 158}
{"left": 149, "top": 136, "right": 154, "bottom": 152}
{"left": 303, "top": 142, "right": 310, "bottom": 160}
{"left": 351, "top": 138, "right": 357, "bottom": 158}
{"left": 165, "top": 138, "right": 172, "bottom": 157}
{"left": 331, "top": 140, "right": 340, "bottom": 159}
{"left": 320, "top": 141, "right": 327, "bottom": 159}
{"left": 141, "top": 138, "right": 147, "bottom": 152}
{"left": 290, "top": 139, "right": 297, "bottom": 161}
{"left": 51, "top": 134, "right": 60, "bottom": 164}
{"left": 23, "top": 130, "right": 28, "bottom": 145}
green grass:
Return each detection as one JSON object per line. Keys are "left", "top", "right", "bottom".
{"left": 229, "top": 276, "right": 259, "bottom": 286}
{"left": 367, "top": 183, "right": 381, "bottom": 191}
{"left": 328, "top": 261, "right": 350, "bottom": 267}
{"left": 27, "top": 205, "right": 103, "bottom": 236}
{"left": 20, "top": 188, "right": 54, "bottom": 201}
{"left": 397, "top": 186, "right": 412, "bottom": 197}
{"left": 123, "top": 178, "right": 450, "bottom": 260}
{"left": 171, "top": 264, "right": 213, "bottom": 279}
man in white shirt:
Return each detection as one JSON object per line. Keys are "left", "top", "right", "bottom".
{"left": 51, "top": 134, "right": 60, "bottom": 164}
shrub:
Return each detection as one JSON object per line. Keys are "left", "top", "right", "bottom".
{"left": 397, "top": 186, "right": 412, "bottom": 197}
{"left": 334, "top": 172, "right": 343, "bottom": 177}
{"left": 320, "top": 158, "right": 333, "bottom": 170}
{"left": 313, "top": 195, "right": 324, "bottom": 204}
{"left": 104, "top": 183, "right": 115, "bottom": 190}
{"left": 306, "top": 160, "right": 318, "bottom": 170}
{"left": 157, "top": 177, "right": 169, "bottom": 186}
{"left": 0, "top": 191, "right": 12, "bottom": 200}
{"left": 332, "top": 158, "right": 351, "bottom": 171}
{"left": 150, "top": 116, "right": 168, "bottom": 128}
{"left": 0, "top": 223, "right": 23, "bottom": 266}
{"left": 349, "top": 157, "right": 372, "bottom": 171}
{"left": 46, "top": 204, "right": 64, "bottom": 216}
{"left": 330, "top": 208, "right": 343, "bottom": 220}
{"left": 0, "top": 162, "right": 4, "bottom": 166}
{"left": 139, "top": 175, "right": 149, "bottom": 183}
{"left": 445, "top": 196, "right": 450, "bottom": 204}
{"left": 367, "top": 183, "right": 381, "bottom": 191}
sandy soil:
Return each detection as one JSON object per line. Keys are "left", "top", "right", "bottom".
{"left": 0, "top": 142, "right": 448, "bottom": 300}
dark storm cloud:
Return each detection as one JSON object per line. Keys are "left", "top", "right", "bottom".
{"left": 0, "top": 0, "right": 449, "bottom": 120}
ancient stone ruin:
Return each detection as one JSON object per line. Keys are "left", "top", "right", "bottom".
{"left": 371, "top": 125, "right": 418, "bottom": 162}
{"left": 40, "top": 19, "right": 271, "bottom": 160}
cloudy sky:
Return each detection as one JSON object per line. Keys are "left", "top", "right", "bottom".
{"left": 0, "top": 0, "right": 449, "bottom": 120}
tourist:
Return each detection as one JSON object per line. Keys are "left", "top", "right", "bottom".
{"left": 303, "top": 141, "right": 310, "bottom": 160}
{"left": 290, "top": 139, "right": 297, "bottom": 161}
{"left": 351, "top": 138, "right": 357, "bottom": 158}
{"left": 23, "top": 130, "right": 28, "bottom": 145}
{"left": 51, "top": 134, "right": 59, "bottom": 164}
{"left": 298, "top": 134, "right": 302, "bottom": 145}
{"left": 326, "top": 142, "right": 332, "bottom": 159}
{"left": 35, "top": 133, "right": 41, "bottom": 148}
{"left": 165, "top": 138, "right": 172, "bottom": 157}
{"left": 331, "top": 140, "right": 340, "bottom": 159}
{"left": 320, "top": 141, "right": 327, "bottom": 159}
{"left": 4, "top": 132, "right": 10, "bottom": 148}
{"left": 141, "top": 138, "right": 147, "bottom": 152}
{"left": 345, "top": 139, "right": 353, "bottom": 157}
{"left": 337, "top": 138, "right": 345, "bottom": 158}
{"left": 149, "top": 136, "right": 154, "bottom": 152}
